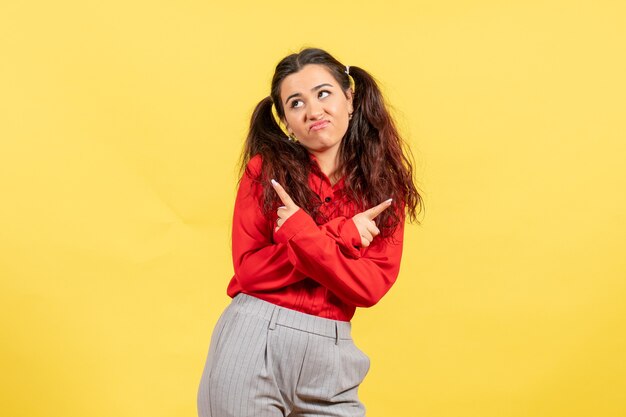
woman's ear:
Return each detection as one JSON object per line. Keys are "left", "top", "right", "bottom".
{"left": 346, "top": 89, "right": 354, "bottom": 114}
{"left": 283, "top": 120, "right": 292, "bottom": 135}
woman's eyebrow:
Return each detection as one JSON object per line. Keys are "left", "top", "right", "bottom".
{"left": 312, "top": 83, "right": 333, "bottom": 91}
{"left": 284, "top": 83, "right": 334, "bottom": 104}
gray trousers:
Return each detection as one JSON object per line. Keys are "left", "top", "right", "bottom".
{"left": 197, "top": 293, "right": 370, "bottom": 417}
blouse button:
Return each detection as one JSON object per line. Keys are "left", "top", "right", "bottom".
{"left": 324, "top": 196, "right": 332, "bottom": 203}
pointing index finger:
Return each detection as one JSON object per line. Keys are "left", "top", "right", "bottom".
{"left": 364, "top": 198, "right": 393, "bottom": 220}
{"left": 271, "top": 179, "right": 296, "bottom": 207}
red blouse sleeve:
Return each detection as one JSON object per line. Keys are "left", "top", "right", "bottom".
{"left": 314, "top": 216, "right": 362, "bottom": 259}
{"left": 273, "top": 208, "right": 404, "bottom": 308}
{"left": 231, "top": 157, "right": 307, "bottom": 292}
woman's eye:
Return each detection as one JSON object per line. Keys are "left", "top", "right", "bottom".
{"left": 319, "top": 90, "right": 330, "bottom": 99}
{"left": 290, "top": 99, "right": 303, "bottom": 108}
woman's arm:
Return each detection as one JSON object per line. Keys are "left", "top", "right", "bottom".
{"left": 273, "top": 208, "right": 404, "bottom": 308}
{"left": 231, "top": 163, "right": 307, "bottom": 292}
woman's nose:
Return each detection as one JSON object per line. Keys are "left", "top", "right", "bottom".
{"left": 306, "top": 102, "right": 324, "bottom": 120}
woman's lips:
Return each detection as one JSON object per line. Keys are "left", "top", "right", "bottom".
{"left": 309, "top": 120, "right": 329, "bottom": 131}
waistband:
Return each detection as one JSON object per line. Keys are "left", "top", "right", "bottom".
{"left": 230, "top": 293, "right": 352, "bottom": 342}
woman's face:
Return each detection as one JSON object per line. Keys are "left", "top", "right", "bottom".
{"left": 279, "top": 64, "right": 353, "bottom": 158}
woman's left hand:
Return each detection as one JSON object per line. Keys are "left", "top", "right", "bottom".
{"left": 271, "top": 179, "right": 301, "bottom": 232}
{"left": 352, "top": 199, "right": 393, "bottom": 247}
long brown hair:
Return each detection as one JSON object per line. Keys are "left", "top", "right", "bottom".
{"left": 240, "top": 48, "right": 423, "bottom": 237}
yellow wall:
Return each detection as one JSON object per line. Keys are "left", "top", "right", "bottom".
{"left": 1, "top": 1, "right": 624, "bottom": 416}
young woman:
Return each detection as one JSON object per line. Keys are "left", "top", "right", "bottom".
{"left": 197, "top": 47, "right": 422, "bottom": 417}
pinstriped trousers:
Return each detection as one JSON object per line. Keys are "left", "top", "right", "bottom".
{"left": 197, "top": 293, "right": 370, "bottom": 417}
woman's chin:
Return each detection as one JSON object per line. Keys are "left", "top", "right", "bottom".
{"left": 302, "top": 138, "right": 342, "bottom": 154}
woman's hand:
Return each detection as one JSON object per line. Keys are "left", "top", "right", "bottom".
{"left": 352, "top": 199, "right": 393, "bottom": 247}
{"left": 271, "top": 179, "right": 301, "bottom": 232}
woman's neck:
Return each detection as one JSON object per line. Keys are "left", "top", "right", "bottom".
{"left": 312, "top": 149, "right": 341, "bottom": 185}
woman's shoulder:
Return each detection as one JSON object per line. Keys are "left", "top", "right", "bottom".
{"left": 243, "top": 154, "right": 263, "bottom": 179}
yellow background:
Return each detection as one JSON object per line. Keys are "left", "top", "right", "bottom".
{"left": 1, "top": 1, "right": 625, "bottom": 416}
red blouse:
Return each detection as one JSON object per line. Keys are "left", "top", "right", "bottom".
{"left": 226, "top": 154, "right": 405, "bottom": 321}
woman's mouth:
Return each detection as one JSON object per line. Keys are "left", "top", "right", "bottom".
{"left": 309, "top": 120, "right": 330, "bottom": 131}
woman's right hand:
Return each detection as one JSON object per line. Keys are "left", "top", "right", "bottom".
{"left": 352, "top": 199, "right": 393, "bottom": 247}
{"left": 271, "top": 179, "right": 301, "bottom": 232}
